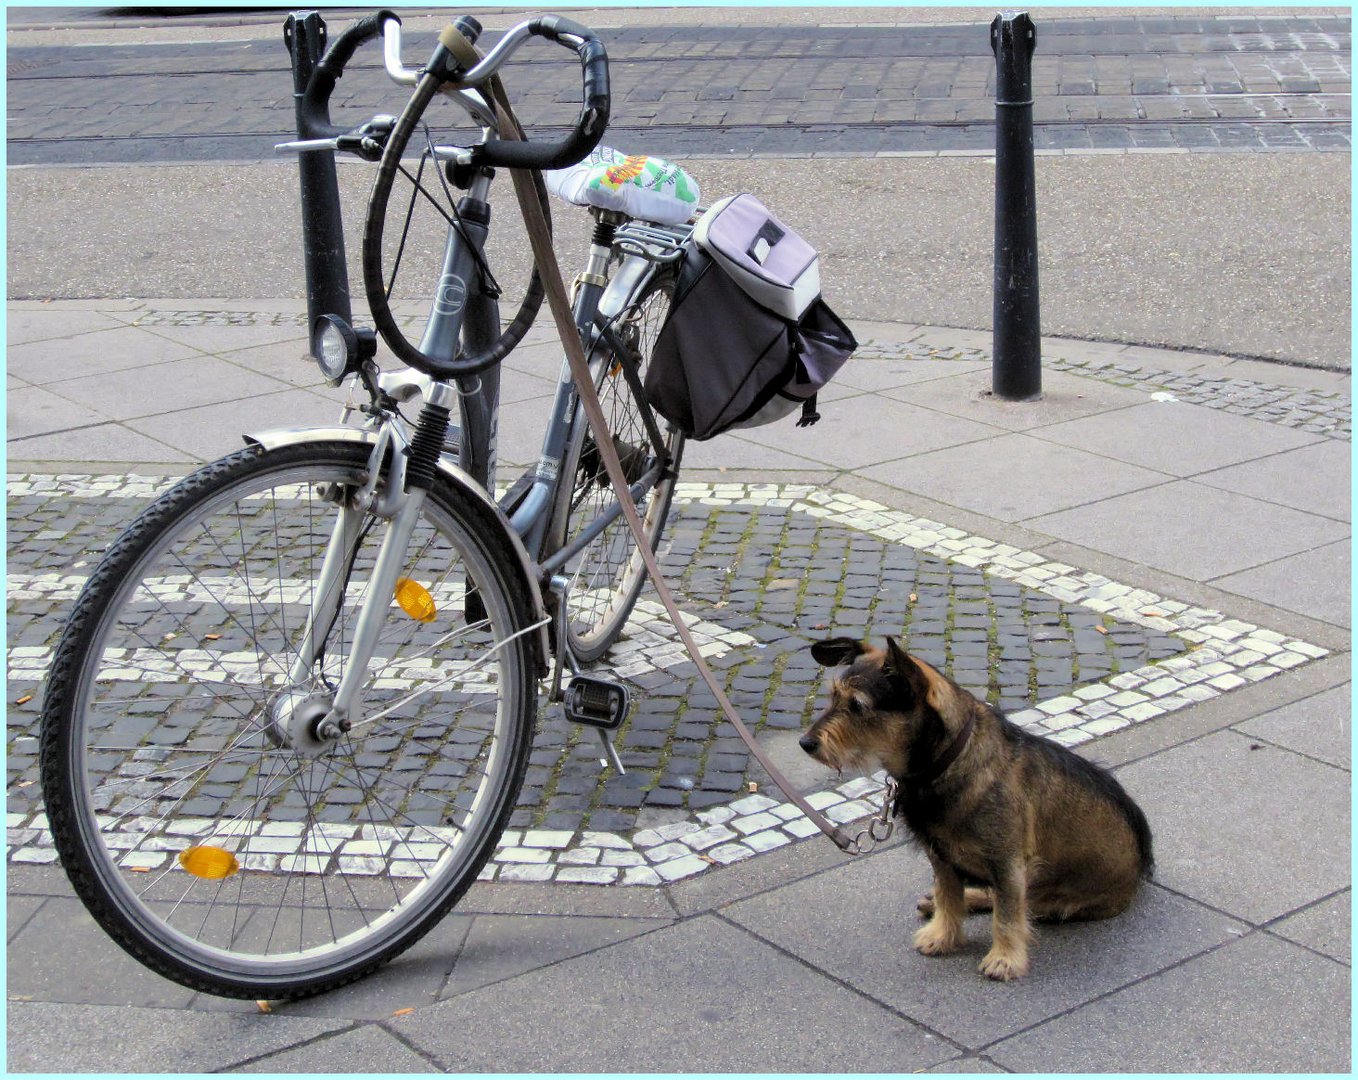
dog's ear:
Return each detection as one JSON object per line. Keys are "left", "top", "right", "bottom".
{"left": 810, "top": 637, "right": 867, "bottom": 667}
{"left": 883, "top": 638, "right": 930, "bottom": 702}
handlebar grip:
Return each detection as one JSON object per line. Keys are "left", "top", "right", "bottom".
{"left": 472, "top": 27, "right": 610, "bottom": 172}
{"left": 528, "top": 13, "right": 595, "bottom": 43}
{"left": 299, "top": 9, "right": 400, "bottom": 138}
{"left": 318, "top": 8, "right": 399, "bottom": 77}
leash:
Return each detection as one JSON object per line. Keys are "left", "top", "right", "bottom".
{"left": 439, "top": 30, "right": 859, "bottom": 853}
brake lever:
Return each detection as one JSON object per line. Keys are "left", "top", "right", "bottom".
{"left": 276, "top": 115, "right": 396, "bottom": 159}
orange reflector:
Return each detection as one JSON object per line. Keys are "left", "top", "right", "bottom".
{"left": 178, "top": 845, "right": 239, "bottom": 880}
{"left": 394, "top": 577, "right": 437, "bottom": 622}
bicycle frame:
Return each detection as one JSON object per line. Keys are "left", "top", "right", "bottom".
{"left": 265, "top": 10, "right": 685, "bottom": 712}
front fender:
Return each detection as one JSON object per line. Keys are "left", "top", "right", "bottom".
{"left": 244, "top": 425, "right": 550, "bottom": 673}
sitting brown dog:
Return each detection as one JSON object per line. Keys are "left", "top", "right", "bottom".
{"left": 801, "top": 637, "right": 1153, "bottom": 981}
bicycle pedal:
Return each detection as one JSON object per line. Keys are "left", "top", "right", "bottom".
{"left": 561, "top": 675, "right": 629, "bottom": 731}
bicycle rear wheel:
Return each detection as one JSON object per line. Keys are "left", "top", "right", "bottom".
{"left": 551, "top": 269, "right": 683, "bottom": 663}
{"left": 39, "top": 441, "right": 539, "bottom": 999}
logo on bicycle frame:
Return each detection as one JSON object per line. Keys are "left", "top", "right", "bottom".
{"left": 435, "top": 273, "right": 468, "bottom": 315}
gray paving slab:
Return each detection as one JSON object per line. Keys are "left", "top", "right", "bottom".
{"left": 491, "top": 368, "right": 560, "bottom": 409}
{"left": 8, "top": 420, "right": 197, "bottom": 466}
{"left": 493, "top": 395, "right": 570, "bottom": 470}
{"left": 723, "top": 844, "right": 1245, "bottom": 1049}
{"left": 441, "top": 913, "right": 671, "bottom": 997}
{"left": 234, "top": 1023, "right": 438, "bottom": 1073}
{"left": 1115, "top": 729, "right": 1350, "bottom": 925}
{"left": 739, "top": 393, "right": 1004, "bottom": 469}
{"left": 1028, "top": 479, "right": 1351, "bottom": 582}
{"left": 675, "top": 429, "right": 844, "bottom": 473}
{"left": 139, "top": 320, "right": 309, "bottom": 354}
{"left": 6, "top": 384, "right": 117, "bottom": 441}
{"left": 455, "top": 880, "right": 677, "bottom": 920}
{"left": 667, "top": 825, "right": 864, "bottom": 918}
{"left": 6, "top": 895, "right": 43, "bottom": 944}
{"left": 6, "top": 325, "right": 202, "bottom": 385}
{"left": 1213, "top": 537, "right": 1352, "bottom": 628}
{"left": 5, "top": 1000, "right": 350, "bottom": 1074}
{"left": 862, "top": 431, "right": 1169, "bottom": 521}
{"left": 6, "top": 307, "right": 128, "bottom": 347}
{"left": 213, "top": 341, "right": 343, "bottom": 391}
{"left": 834, "top": 356, "right": 991, "bottom": 393}
{"left": 922, "top": 1055, "right": 1008, "bottom": 1073}
{"left": 393, "top": 914, "right": 955, "bottom": 1072}
{"left": 1235, "top": 682, "right": 1351, "bottom": 769}
{"left": 1268, "top": 889, "right": 1351, "bottom": 964}
{"left": 120, "top": 387, "right": 341, "bottom": 463}
{"left": 245, "top": 915, "right": 474, "bottom": 1022}
{"left": 1194, "top": 438, "right": 1352, "bottom": 522}
{"left": 6, "top": 895, "right": 197, "bottom": 1010}
{"left": 1034, "top": 399, "right": 1325, "bottom": 477}
{"left": 882, "top": 367, "right": 1153, "bottom": 431}
{"left": 51, "top": 355, "right": 296, "bottom": 422}
{"left": 986, "top": 931, "right": 1351, "bottom": 1073}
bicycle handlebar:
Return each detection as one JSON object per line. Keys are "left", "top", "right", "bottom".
{"left": 295, "top": 8, "right": 400, "bottom": 140}
{"left": 420, "top": 14, "right": 610, "bottom": 173}
{"left": 296, "top": 12, "right": 610, "bottom": 175}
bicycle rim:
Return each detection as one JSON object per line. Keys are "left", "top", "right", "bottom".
{"left": 40, "top": 443, "right": 537, "bottom": 998}
{"left": 556, "top": 272, "right": 682, "bottom": 663}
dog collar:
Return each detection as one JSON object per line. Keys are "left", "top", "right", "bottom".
{"left": 903, "top": 712, "right": 976, "bottom": 786}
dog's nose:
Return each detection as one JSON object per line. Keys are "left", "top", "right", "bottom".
{"left": 798, "top": 733, "right": 819, "bottom": 755}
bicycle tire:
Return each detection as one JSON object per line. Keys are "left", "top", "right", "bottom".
{"left": 549, "top": 269, "right": 684, "bottom": 663}
{"left": 39, "top": 441, "right": 538, "bottom": 1000}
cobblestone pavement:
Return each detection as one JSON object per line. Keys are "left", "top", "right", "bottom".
{"left": 6, "top": 13, "right": 1350, "bottom": 165}
{"left": 6, "top": 476, "right": 1327, "bottom": 886}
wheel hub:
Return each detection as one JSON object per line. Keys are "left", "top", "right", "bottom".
{"left": 266, "top": 690, "right": 343, "bottom": 758}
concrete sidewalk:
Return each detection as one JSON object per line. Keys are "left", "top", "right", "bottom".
{"left": 5, "top": 300, "right": 1351, "bottom": 1073}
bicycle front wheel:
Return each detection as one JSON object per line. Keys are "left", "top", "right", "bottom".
{"left": 552, "top": 270, "right": 684, "bottom": 663}
{"left": 39, "top": 441, "right": 539, "bottom": 999}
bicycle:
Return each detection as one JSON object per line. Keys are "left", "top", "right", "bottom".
{"left": 39, "top": 10, "right": 698, "bottom": 1000}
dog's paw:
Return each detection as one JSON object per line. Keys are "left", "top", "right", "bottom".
{"left": 979, "top": 949, "right": 1029, "bottom": 981}
{"left": 916, "top": 890, "right": 936, "bottom": 918}
{"left": 913, "top": 920, "right": 964, "bottom": 956}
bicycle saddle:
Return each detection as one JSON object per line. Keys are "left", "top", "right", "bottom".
{"left": 544, "top": 145, "right": 700, "bottom": 226}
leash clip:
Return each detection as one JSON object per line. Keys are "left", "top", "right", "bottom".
{"left": 848, "top": 777, "right": 898, "bottom": 855}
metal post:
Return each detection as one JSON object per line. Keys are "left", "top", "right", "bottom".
{"left": 284, "top": 10, "right": 352, "bottom": 329}
{"left": 990, "top": 10, "right": 1041, "bottom": 401}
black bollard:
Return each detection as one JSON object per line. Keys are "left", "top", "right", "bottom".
{"left": 990, "top": 10, "right": 1041, "bottom": 401}
{"left": 284, "top": 10, "right": 353, "bottom": 329}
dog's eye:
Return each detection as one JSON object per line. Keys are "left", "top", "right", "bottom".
{"left": 845, "top": 695, "right": 863, "bottom": 714}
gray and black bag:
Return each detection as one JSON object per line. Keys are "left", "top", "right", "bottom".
{"left": 645, "top": 194, "right": 857, "bottom": 441}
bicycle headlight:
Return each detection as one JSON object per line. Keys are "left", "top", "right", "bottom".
{"left": 311, "top": 315, "right": 377, "bottom": 385}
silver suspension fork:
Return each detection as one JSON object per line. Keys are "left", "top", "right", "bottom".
{"left": 287, "top": 425, "right": 395, "bottom": 687}
{"left": 282, "top": 417, "right": 428, "bottom": 738}
{"left": 323, "top": 484, "right": 429, "bottom": 731}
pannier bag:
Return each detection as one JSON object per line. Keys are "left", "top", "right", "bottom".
{"left": 645, "top": 194, "right": 857, "bottom": 441}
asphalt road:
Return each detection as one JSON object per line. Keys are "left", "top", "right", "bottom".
{"left": 5, "top": 6, "right": 1352, "bottom": 367}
